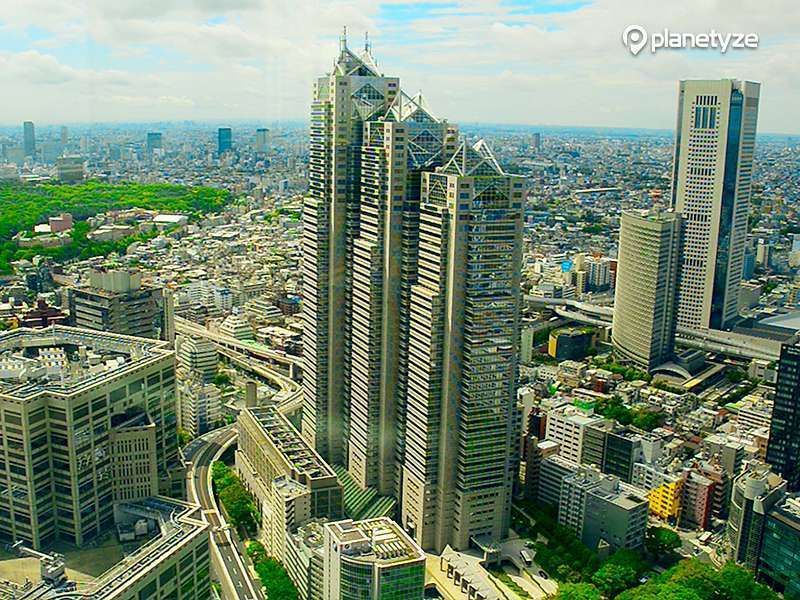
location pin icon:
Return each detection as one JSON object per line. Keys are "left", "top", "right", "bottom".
{"left": 622, "top": 25, "right": 648, "bottom": 56}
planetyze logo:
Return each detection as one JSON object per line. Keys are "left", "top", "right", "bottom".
{"left": 622, "top": 25, "right": 759, "bottom": 56}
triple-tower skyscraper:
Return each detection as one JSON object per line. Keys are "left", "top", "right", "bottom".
{"left": 301, "top": 33, "right": 523, "bottom": 552}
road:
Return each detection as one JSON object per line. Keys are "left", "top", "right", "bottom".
{"left": 185, "top": 427, "right": 263, "bottom": 600}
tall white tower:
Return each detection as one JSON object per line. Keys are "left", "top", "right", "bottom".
{"left": 671, "top": 79, "right": 760, "bottom": 330}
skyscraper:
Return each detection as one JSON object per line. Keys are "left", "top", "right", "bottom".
{"left": 23, "top": 120, "right": 35, "bottom": 157}
{"left": 671, "top": 79, "right": 760, "bottom": 331}
{"left": 302, "top": 31, "right": 401, "bottom": 471}
{"left": 401, "top": 146, "right": 523, "bottom": 550}
{"left": 146, "top": 131, "right": 163, "bottom": 155}
{"left": 255, "top": 127, "right": 269, "bottom": 152}
{"left": 60, "top": 125, "right": 68, "bottom": 146}
{"left": 766, "top": 340, "right": 800, "bottom": 491}
{"left": 217, "top": 127, "right": 232, "bottom": 154}
{"left": 612, "top": 210, "right": 682, "bottom": 371}
{"left": 302, "top": 32, "right": 523, "bottom": 551}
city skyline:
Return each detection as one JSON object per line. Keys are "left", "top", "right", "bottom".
{"left": 1, "top": 1, "right": 799, "bottom": 134}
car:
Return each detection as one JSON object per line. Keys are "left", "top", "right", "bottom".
{"left": 539, "top": 570, "right": 548, "bottom": 579}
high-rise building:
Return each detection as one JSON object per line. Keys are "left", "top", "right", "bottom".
{"left": 177, "top": 335, "right": 218, "bottom": 383}
{"left": 758, "top": 494, "right": 800, "bottom": 599}
{"left": 60, "top": 125, "right": 68, "bottom": 146}
{"left": 671, "top": 79, "right": 760, "bottom": 330}
{"left": 69, "top": 268, "right": 162, "bottom": 339}
{"left": 55, "top": 155, "right": 85, "bottom": 183}
{"left": 302, "top": 33, "right": 401, "bottom": 471}
{"left": 23, "top": 120, "right": 35, "bottom": 157}
{"left": 322, "top": 518, "right": 425, "bottom": 600}
{"left": 217, "top": 127, "right": 232, "bottom": 154}
{"left": 612, "top": 210, "right": 682, "bottom": 371}
{"left": 146, "top": 131, "right": 163, "bottom": 156}
{"left": 401, "top": 140, "right": 523, "bottom": 551}
{"left": 255, "top": 127, "right": 269, "bottom": 152}
{"left": 766, "top": 340, "right": 800, "bottom": 491}
{"left": 727, "top": 462, "right": 786, "bottom": 569}
{"left": 0, "top": 326, "right": 179, "bottom": 549}
{"left": 302, "top": 32, "right": 523, "bottom": 552}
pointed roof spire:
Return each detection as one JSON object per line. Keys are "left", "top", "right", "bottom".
{"left": 340, "top": 26, "right": 348, "bottom": 53}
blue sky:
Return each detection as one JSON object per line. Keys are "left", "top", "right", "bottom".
{"left": 0, "top": 0, "right": 798, "bottom": 133}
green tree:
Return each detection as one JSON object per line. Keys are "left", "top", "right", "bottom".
{"left": 213, "top": 372, "right": 231, "bottom": 387}
{"left": 247, "top": 540, "right": 268, "bottom": 564}
{"left": 554, "top": 583, "right": 602, "bottom": 600}
{"left": 591, "top": 562, "right": 638, "bottom": 597}
{"left": 177, "top": 428, "right": 193, "bottom": 447}
{"left": 715, "top": 562, "right": 779, "bottom": 600}
{"left": 254, "top": 558, "right": 299, "bottom": 600}
{"left": 219, "top": 482, "right": 258, "bottom": 534}
{"left": 645, "top": 527, "right": 681, "bottom": 559}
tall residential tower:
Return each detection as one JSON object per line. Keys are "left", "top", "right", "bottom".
{"left": 671, "top": 79, "right": 760, "bottom": 330}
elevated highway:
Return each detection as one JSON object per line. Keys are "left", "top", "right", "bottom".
{"left": 184, "top": 427, "right": 262, "bottom": 600}
{"left": 526, "top": 295, "right": 782, "bottom": 362}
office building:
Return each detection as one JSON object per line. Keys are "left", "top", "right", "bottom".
{"left": 583, "top": 476, "right": 648, "bottom": 551}
{"left": 671, "top": 79, "right": 760, "bottom": 330}
{"left": 727, "top": 462, "right": 786, "bottom": 569}
{"left": 286, "top": 521, "right": 326, "bottom": 600}
{"left": 545, "top": 402, "right": 604, "bottom": 464}
{"left": 0, "top": 326, "right": 179, "bottom": 549}
{"left": 23, "top": 120, "right": 35, "bottom": 157}
{"left": 255, "top": 127, "right": 269, "bottom": 152}
{"left": 766, "top": 340, "right": 800, "bottom": 491}
{"left": 177, "top": 379, "right": 221, "bottom": 437}
{"left": 236, "top": 406, "right": 343, "bottom": 562}
{"left": 401, "top": 140, "right": 523, "bottom": 551}
{"left": 538, "top": 455, "right": 580, "bottom": 508}
{"left": 4, "top": 497, "right": 210, "bottom": 600}
{"left": 758, "top": 495, "right": 800, "bottom": 599}
{"left": 219, "top": 311, "right": 253, "bottom": 341}
{"left": 612, "top": 210, "right": 682, "bottom": 371}
{"left": 558, "top": 467, "right": 648, "bottom": 552}
{"left": 55, "top": 156, "right": 85, "bottom": 183}
{"left": 217, "top": 127, "right": 232, "bottom": 154}
{"left": 60, "top": 125, "right": 68, "bottom": 146}
{"left": 302, "top": 32, "right": 402, "bottom": 470}
{"left": 302, "top": 33, "right": 523, "bottom": 552}
{"left": 323, "top": 518, "right": 425, "bottom": 600}
{"left": 146, "top": 131, "right": 163, "bottom": 155}
{"left": 69, "top": 268, "right": 162, "bottom": 339}
{"left": 177, "top": 335, "right": 218, "bottom": 383}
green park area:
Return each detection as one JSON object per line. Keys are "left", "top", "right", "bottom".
{"left": 513, "top": 501, "right": 777, "bottom": 599}
{"left": 0, "top": 181, "right": 230, "bottom": 273}
{"left": 211, "top": 462, "right": 299, "bottom": 599}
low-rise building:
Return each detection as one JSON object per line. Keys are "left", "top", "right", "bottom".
{"left": 236, "top": 405, "right": 343, "bottom": 561}
{"left": 323, "top": 518, "right": 426, "bottom": 600}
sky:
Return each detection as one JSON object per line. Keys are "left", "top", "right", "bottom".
{"left": 1, "top": 0, "right": 798, "bottom": 133}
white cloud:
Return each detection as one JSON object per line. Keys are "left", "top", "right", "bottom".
{"left": 0, "top": 0, "right": 797, "bottom": 132}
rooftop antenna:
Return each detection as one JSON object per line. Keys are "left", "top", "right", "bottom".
{"left": 339, "top": 26, "right": 348, "bottom": 53}
{"left": 364, "top": 31, "right": 371, "bottom": 53}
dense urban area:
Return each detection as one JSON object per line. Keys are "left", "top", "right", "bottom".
{"left": 0, "top": 38, "right": 799, "bottom": 600}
